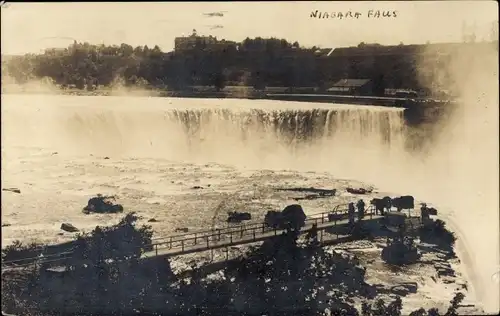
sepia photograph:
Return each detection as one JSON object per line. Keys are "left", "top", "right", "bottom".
{"left": 1, "top": 1, "right": 499, "bottom": 315}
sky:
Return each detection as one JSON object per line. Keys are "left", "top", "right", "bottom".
{"left": 1, "top": 1, "right": 498, "bottom": 55}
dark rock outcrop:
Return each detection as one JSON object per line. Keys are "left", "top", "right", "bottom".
{"left": 227, "top": 211, "right": 252, "bottom": 223}
{"left": 82, "top": 194, "right": 124, "bottom": 214}
{"left": 391, "top": 195, "right": 415, "bottom": 211}
{"left": 382, "top": 237, "right": 421, "bottom": 265}
{"left": 264, "top": 204, "right": 306, "bottom": 231}
{"left": 60, "top": 223, "right": 79, "bottom": 233}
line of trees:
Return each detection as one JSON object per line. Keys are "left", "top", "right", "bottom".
{"left": 2, "top": 213, "right": 468, "bottom": 315}
{"left": 2, "top": 36, "right": 485, "bottom": 94}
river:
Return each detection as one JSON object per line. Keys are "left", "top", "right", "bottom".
{"left": 1, "top": 94, "right": 498, "bottom": 313}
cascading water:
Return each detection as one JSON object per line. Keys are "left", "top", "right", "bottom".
{"left": 2, "top": 95, "right": 407, "bottom": 175}
{"left": 165, "top": 107, "right": 405, "bottom": 154}
{"left": 2, "top": 92, "right": 498, "bottom": 312}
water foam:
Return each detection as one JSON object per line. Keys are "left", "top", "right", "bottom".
{"left": 1, "top": 93, "right": 498, "bottom": 312}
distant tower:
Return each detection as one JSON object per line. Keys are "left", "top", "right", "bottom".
{"left": 192, "top": 29, "right": 198, "bottom": 36}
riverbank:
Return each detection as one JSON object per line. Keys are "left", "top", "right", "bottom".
{"left": 1, "top": 84, "right": 452, "bottom": 109}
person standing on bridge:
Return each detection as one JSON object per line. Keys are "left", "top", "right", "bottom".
{"left": 348, "top": 202, "right": 355, "bottom": 225}
{"left": 356, "top": 199, "right": 365, "bottom": 221}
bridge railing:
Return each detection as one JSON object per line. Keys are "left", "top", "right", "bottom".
{"left": 150, "top": 203, "right": 350, "bottom": 245}
{"left": 147, "top": 204, "right": 357, "bottom": 255}
{"left": 2, "top": 203, "right": 373, "bottom": 269}
{"left": 1, "top": 251, "right": 74, "bottom": 270}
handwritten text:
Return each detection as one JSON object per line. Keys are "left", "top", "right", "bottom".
{"left": 310, "top": 10, "right": 398, "bottom": 19}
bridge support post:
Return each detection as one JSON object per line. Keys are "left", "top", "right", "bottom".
{"left": 218, "top": 229, "right": 221, "bottom": 241}
{"left": 181, "top": 240, "right": 184, "bottom": 252}
{"left": 230, "top": 233, "right": 233, "bottom": 244}
{"left": 155, "top": 244, "right": 158, "bottom": 256}
{"left": 240, "top": 225, "right": 244, "bottom": 238}
{"left": 169, "top": 237, "right": 173, "bottom": 249}
{"left": 194, "top": 234, "right": 197, "bottom": 245}
{"left": 225, "top": 247, "right": 228, "bottom": 261}
{"left": 253, "top": 228, "right": 256, "bottom": 241}
{"left": 262, "top": 223, "right": 265, "bottom": 233}
{"left": 206, "top": 237, "right": 209, "bottom": 249}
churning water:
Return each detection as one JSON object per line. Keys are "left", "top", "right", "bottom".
{"left": 1, "top": 93, "right": 498, "bottom": 313}
{"left": 1, "top": 95, "right": 407, "bottom": 176}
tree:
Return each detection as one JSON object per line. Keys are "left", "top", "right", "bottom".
{"left": 72, "top": 212, "right": 153, "bottom": 267}
{"left": 373, "top": 74, "right": 386, "bottom": 96}
{"left": 2, "top": 35, "right": 484, "bottom": 98}
{"left": 212, "top": 72, "right": 226, "bottom": 91}
{"left": 250, "top": 70, "right": 267, "bottom": 90}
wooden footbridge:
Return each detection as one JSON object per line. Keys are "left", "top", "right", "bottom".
{"left": 2, "top": 204, "right": 419, "bottom": 271}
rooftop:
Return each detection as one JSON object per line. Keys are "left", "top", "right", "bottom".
{"left": 332, "top": 79, "right": 371, "bottom": 88}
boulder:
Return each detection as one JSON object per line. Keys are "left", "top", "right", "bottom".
{"left": 436, "top": 266, "right": 455, "bottom": 277}
{"left": 82, "top": 194, "right": 124, "bottom": 214}
{"left": 265, "top": 205, "right": 306, "bottom": 231}
{"left": 281, "top": 204, "right": 306, "bottom": 230}
{"left": 264, "top": 211, "right": 283, "bottom": 228}
{"left": 61, "top": 223, "right": 79, "bottom": 233}
{"left": 391, "top": 283, "right": 417, "bottom": 296}
{"left": 227, "top": 211, "right": 252, "bottom": 223}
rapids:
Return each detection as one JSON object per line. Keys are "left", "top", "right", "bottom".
{"left": 1, "top": 94, "right": 498, "bottom": 313}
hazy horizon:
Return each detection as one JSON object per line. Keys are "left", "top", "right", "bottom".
{"left": 1, "top": 1, "right": 498, "bottom": 55}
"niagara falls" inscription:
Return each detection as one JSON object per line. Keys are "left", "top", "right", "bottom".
{"left": 310, "top": 10, "right": 398, "bottom": 19}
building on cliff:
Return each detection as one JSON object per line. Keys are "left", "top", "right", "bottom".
{"left": 327, "top": 79, "right": 373, "bottom": 96}
{"left": 175, "top": 29, "right": 236, "bottom": 52}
